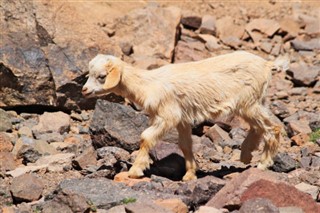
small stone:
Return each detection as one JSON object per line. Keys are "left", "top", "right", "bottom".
{"left": 97, "top": 146, "right": 130, "bottom": 161}
{"left": 300, "top": 156, "right": 312, "bottom": 168}
{"left": 125, "top": 202, "right": 169, "bottom": 213}
{"left": 119, "top": 41, "right": 133, "bottom": 56}
{"left": 181, "top": 16, "right": 202, "bottom": 30}
{"left": 291, "top": 133, "right": 310, "bottom": 146}
{"left": 10, "top": 173, "right": 44, "bottom": 202}
{"left": 0, "top": 133, "right": 13, "bottom": 152}
{"left": 239, "top": 198, "right": 279, "bottom": 213}
{"left": 279, "top": 18, "right": 300, "bottom": 38}
{"left": 0, "top": 152, "right": 16, "bottom": 171}
{"left": 195, "top": 206, "right": 224, "bottom": 213}
{"left": 32, "top": 111, "right": 70, "bottom": 138}
{"left": 278, "top": 206, "right": 304, "bottom": 213}
{"left": 70, "top": 112, "right": 83, "bottom": 121}
{"left": 271, "top": 43, "right": 282, "bottom": 56}
{"left": 220, "top": 36, "right": 241, "bottom": 49}
{"left": 198, "top": 34, "right": 221, "bottom": 51}
{"left": 290, "top": 38, "right": 320, "bottom": 51}
{"left": 295, "top": 182, "right": 319, "bottom": 200}
{"left": 199, "top": 15, "right": 216, "bottom": 35}
{"left": 287, "top": 63, "right": 319, "bottom": 87}
{"left": 287, "top": 119, "right": 312, "bottom": 136}
{"left": 113, "top": 172, "right": 151, "bottom": 186}
{"left": 0, "top": 109, "right": 12, "bottom": 132}
{"left": 272, "top": 153, "right": 296, "bottom": 173}
{"left": 17, "top": 145, "right": 41, "bottom": 164}
{"left": 18, "top": 126, "right": 33, "bottom": 138}
{"left": 246, "top": 19, "right": 280, "bottom": 41}
{"left": 154, "top": 198, "right": 188, "bottom": 213}
{"left": 72, "top": 146, "right": 97, "bottom": 170}
{"left": 260, "top": 41, "right": 273, "bottom": 53}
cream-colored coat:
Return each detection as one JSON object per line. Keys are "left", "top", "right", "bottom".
{"left": 82, "top": 51, "right": 285, "bottom": 181}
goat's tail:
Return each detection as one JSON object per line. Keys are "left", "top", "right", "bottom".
{"left": 272, "top": 54, "right": 290, "bottom": 72}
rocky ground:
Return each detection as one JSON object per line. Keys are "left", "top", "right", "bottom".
{"left": 1, "top": 0, "right": 320, "bottom": 212}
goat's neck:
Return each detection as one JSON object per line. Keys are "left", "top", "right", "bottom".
{"left": 116, "top": 66, "right": 149, "bottom": 106}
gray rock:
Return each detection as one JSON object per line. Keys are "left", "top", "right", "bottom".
{"left": 10, "top": 173, "right": 44, "bottom": 203}
{"left": 49, "top": 178, "right": 182, "bottom": 210}
{"left": 291, "top": 38, "right": 320, "bottom": 51}
{"left": 125, "top": 202, "right": 170, "bottom": 213}
{"left": 272, "top": 153, "right": 296, "bottom": 173}
{"left": 90, "top": 100, "right": 148, "bottom": 152}
{"left": 239, "top": 198, "right": 279, "bottom": 213}
{"left": 97, "top": 146, "right": 130, "bottom": 162}
{"left": 287, "top": 63, "right": 319, "bottom": 86}
{"left": 17, "top": 145, "right": 42, "bottom": 164}
{"left": 0, "top": 109, "right": 12, "bottom": 132}
{"left": 35, "top": 132, "right": 64, "bottom": 143}
{"left": 12, "top": 136, "right": 57, "bottom": 158}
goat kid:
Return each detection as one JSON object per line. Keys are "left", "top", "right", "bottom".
{"left": 82, "top": 51, "right": 287, "bottom": 181}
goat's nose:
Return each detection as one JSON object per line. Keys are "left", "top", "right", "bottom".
{"left": 82, "top": 87, "right": 88, "bottom": 93}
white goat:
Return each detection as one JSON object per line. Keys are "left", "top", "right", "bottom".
{"left": 82, "top": 51, "right": 284, "bottom": 181}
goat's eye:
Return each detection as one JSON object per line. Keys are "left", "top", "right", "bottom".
{"left": 98, "top": 75, "right": 106, "bottom": 82}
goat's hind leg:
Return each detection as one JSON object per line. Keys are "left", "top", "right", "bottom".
{"left": 128, "top": 118, "right": 168, "bottom": 178}
{"left": 177, "top": 123, "right": 197, "bottom": 181}
{"left": 240, "top": 128, "right": 263, "bottom": 164}
{"left": 241, "top": 104, "right": 280, "bottom": 169}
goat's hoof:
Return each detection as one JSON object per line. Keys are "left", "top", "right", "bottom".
{"left": 182, "top": 172, "right": 197, "bottom": 182}
{"left": 128, "top": 166, "right": 144, "bottom": 179}
{"left": 240, "top": 153, "right": 252, "bottom": 164}
{"left": 257, "top": 161, "right": 273, "bottom": 170}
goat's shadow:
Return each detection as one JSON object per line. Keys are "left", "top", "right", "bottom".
{"left": 143, "top": 153, "right": 250, "bottom": 181}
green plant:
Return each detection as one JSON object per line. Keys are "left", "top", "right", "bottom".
{"left": 121, "top": 197, "right": 137, "bottom": 204}
{"left": 310, "top": 128, "right": 320, "bottom": 143}
{"left": 87, "top": 200, "right": 97, "bottom": 212}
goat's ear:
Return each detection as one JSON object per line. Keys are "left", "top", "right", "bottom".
{"left": 103, "top": 64, "right": 121, "bottom": 90}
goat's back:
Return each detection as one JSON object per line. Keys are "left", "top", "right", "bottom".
{"left": 146, "top": 51, "right": 273, "bottom": 123}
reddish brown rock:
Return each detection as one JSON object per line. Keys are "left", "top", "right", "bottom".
{"left": 206, "top": 168, "right": 286, "bottom": 208}
{"left": 113, "top": 171, "right": 151, "bottom": 187}
{"left": 155, "top": 198, "right": 188, "bottom": 213}
{"left": 291, "top": 133, "right": 310, "bottom": 146}
{"left": 0, "top": 133, "right": 13, "bottom": 152}
{"left": 10, "top": 173, "right": 44, "bottom": 202}
{"left": 240, "top": 179, "right": 320, "bottom": 213}
{"left": 72, "top": 146, "right": 97, "bottom": 170}
{"left": 0, "top": 152, "right": 16, "bottom": 171}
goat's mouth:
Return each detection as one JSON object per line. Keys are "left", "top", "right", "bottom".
{"left": 82, "top": 90, "right": 95, "bottom": 98}
{"left": 82, "top": 90, "right": 108, "bottom": 98}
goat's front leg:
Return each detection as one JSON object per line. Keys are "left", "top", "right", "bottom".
{"left": 177, "top": 123, "right": 197, "bottom": 181}
{"left": 128, "top": 117, "right": 168, "bottom": 178}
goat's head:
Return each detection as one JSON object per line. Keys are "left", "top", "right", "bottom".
{"left": 82, "top": 54, "right": 122, "bottom": 98}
